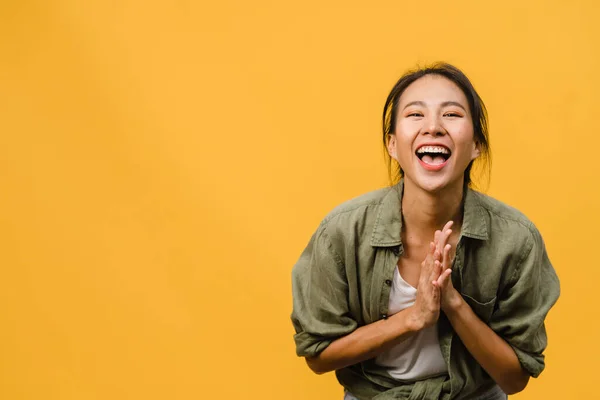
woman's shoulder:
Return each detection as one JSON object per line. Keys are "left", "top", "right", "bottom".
{"left": 470, "top": 190, "right": 542, "bottom": 240}
{"left": 318, "top": 185, "right": 397, "bottom": 231}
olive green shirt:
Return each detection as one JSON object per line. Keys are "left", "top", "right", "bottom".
{"left": 291, "top": 181, "right": 560, "bottom": 400}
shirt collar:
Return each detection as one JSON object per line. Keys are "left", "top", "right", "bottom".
{"left": 370, "top": 180, "right": 489, "bottom": 247}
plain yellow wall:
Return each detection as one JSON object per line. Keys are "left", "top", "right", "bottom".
{"left": 0, "top": 1, "right": 598, "bottom": 399}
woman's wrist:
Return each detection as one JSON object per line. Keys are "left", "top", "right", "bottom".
{"left": 403, "top": 305, "right": 429, "bottom": 332}
{"left": 442, "top": 289, "right": 465, "bottom": 316}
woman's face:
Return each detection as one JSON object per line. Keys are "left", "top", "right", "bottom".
{"left": 387, "top": 74, "right": 480, "bottom": 193}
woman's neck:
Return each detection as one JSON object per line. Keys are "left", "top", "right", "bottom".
{"left": 401, "top": 178, "right": 465, "bottom": 244}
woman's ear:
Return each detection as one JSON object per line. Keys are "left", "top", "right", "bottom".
{"left": 387, "top": 135, "right": 398, "bottom": 161}
{"left": 471, "top": 141, "right": 481, "bottom": 161}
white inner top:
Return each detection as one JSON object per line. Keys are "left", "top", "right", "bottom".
{"left": 375, "top": 267, "right": 448, "bottom": 380}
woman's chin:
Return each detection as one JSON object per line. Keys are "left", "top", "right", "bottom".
{"left": 405, "top": 171, "right": 463, "bottom": 194}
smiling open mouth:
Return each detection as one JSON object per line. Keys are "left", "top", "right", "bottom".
{"left": 415, "top": 145, "right": 451, "bottom": 170}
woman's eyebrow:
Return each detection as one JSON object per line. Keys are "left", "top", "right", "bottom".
{"left": 402, "top": 100, "right": 467, "bottom": 111}
{"left": 402, "top": 101, "right": 426, "bottom": 110}
{"left": 440, "top": 101, "right": 466, "bottom": 111}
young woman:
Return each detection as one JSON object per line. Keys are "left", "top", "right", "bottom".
{"left": 291, "top": 63, "right": 560, "bottom": 400}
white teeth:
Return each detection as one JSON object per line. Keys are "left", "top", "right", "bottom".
{"left": 417, "top": 146, "right": 450, "bottom": 154}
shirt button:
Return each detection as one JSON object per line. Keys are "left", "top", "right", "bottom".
{"left": 385, "top": 279, "right": 392, "bottom": 286}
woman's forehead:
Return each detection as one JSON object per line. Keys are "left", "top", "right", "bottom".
{"left": 399, "top": 75, "right": 469, "bottom": 108}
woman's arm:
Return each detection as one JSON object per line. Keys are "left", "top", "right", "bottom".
{"left": 434, "top": 224, "right": 530, "bottom": 395}
{"left": 306, "top": 306, "right": 421, "bottom": 374}
{"left": 443, "top": 294, "right": 530, "bottom": 394}
{"left": 307, "top": 242, "right": 450, "bottom": 374}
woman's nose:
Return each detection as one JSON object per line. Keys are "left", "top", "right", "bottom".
{"left": 422, "top": 115, "right": 446, "bottom": 136}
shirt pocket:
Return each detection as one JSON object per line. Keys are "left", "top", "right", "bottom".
{"left": 461, "top": 292, "right": 496, "bottom": 323}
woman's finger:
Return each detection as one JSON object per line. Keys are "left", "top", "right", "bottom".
{"left": 430, "top": 259, "right": 442, "bottom": 282}
{"left": 441, "top": 228, "right": 452, "bottom": 250}
{"left": 442, "top": 243, "right": 451, "bottom": 270}
{"left": 425, "top": 252, "right": 440, "bottom": 284}
{"left": 436, "top": 268, "right": 453, "bottom": 287}
{"left": 419, "top": 242, "right": 435, "bottom": 289}
{"left": 442, "top": 220, "right": 454, "bottom": 233}
{"left": 435, "top": 221, "right": 453, "bottom": 254}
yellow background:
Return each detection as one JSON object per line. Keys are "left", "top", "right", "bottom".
{"left": 0, "top": 1, "right": 598, "bottom": 399}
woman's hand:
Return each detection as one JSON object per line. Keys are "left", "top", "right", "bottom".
{"left": 432, "top": 221, "right": 463, "bottom": 312}
{"left": 409, "top": 241, "right": 444, "bottom": 330}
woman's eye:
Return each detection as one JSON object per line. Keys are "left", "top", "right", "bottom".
{"left": 407, "top": 112, "right": 422, "bottom": 117}
{"left": 444, "top": 112, "right": 461, "bottom": 117}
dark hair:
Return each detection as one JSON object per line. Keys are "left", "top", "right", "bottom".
{"left": 382, "top": 62, "right": 491, "bottom": 189}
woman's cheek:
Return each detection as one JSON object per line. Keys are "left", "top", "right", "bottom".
{"left": 453, "top": 120, "right": 475, "bottom": 137}
{"left": 396, "top": 122, "right": 419, "bottom": 141}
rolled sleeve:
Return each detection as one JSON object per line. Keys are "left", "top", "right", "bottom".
{"left": 489, "top": 226, "right": 560, "bottom": 377}
{"left": 291, "top": 225, "right": 357, "bottom": 358}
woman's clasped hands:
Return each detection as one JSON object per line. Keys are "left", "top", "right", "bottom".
{"left": 409, "top": 221, "right": 464, "bottom": 330}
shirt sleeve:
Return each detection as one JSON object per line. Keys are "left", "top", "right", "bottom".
{"left": 291, "top": 224, "right": 357, "bottom": 358}
{"left": 489, "top": 226, "right": 560, "bottom": 377}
